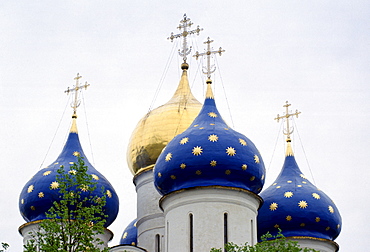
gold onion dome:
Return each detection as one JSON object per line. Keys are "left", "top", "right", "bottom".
{"left": 127, "top": 63, "right": 202, "bottom": 175}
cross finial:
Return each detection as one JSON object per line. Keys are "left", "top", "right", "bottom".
{"left": 274, "top": 101, "right": 301, "bottom": 141}
{"left": 167, "top": 14, "right": 203, "bottom": 63}
{"left": 64, "top": 73, "right": 90, "bottom": 118}
{"left": 193, "top": 37, "right": 225, "bottom": 80}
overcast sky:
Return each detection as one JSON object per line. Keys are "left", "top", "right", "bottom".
{"left": 1, "top": 1, "right": 369, "bottom": 251}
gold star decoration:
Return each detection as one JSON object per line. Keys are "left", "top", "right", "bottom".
{"left": 157, "top": 172, "right": 162, "bottom": 177}
{"left": 239, "top": 138, "right": 247, "bottom": 146}
{"left": 69, "top": 162, "right": 74, "bottom": 165}
{"left": 225, "top": 170, "right": 231, "bottom": 175}
{"left": 170, "top": 175, "right": 176, "bottom": 180}
{"left": 27, "top": 185, "right": 34, "bottom": 193}
{"left": 250, "top": 176, "right": 255, "bottom": 181}
{"left": 326, "top": 227, "right": 330, "bottom": 231}
{"left": 284, "top": 191, "right": 294, "bottom": 198}
{"left": 123, "top": 232, "right": 128, "bottom": 239}
{"left": 298, "top": 200, "right": 308, "bottom": 209}
{"left": 69, "top": 170, "right": 77, "bottom": 175}
{"left": 300, "top": 174, "right": 307, "bottom": 179}
{"left": 30, "top": 206, "right": 36, "bottom": 211}
{"left": 312, "top": 193, "right": 321, "bottom": 199}
{"left": 208, "top": 134, "right": 218, "bottom": 142}
{"left": 273, "top": 183, "right": 277, "bottom": 186}
{"left": 337, "top": 224, "right": 340, "bottom": 229}
{"left": 254, "top": 155, "right": 260, "bottom": 163}
{"left": 73, "top": 151, "right": 80, "bottom": 157}
{"left": 43, "top": 171, "right": 52, "bottom": 176}
{"left": 297, "top": 185, "right": 302, "bottom": 187}
{"left": 180, "top": 137, "right": 189, "bottom": 145}
{"left": 50, "top": 181, "right": 59, "bottom": 190}
{"left": 38, "top": 192, "right": 44, "bottom": 198}
{"left": 274, "top": 224, "right": 280, "bottom": 228}
{"left": 199, "top": 127, "right": 204, "bottom": 129}
{"left": 241, "top": 164, "right": 247, "bottom": 170}
{"left": 276, "top": 186, "right": 281, "bottom": 189}
{"left": 208, "top": 112, "right": 218, "bottom": 118}
{"left": 269, "top": 202, "right": 278, "bottom": 211}
{"left": 91, "top": 174, "right": 99, "bottom": 180}
{"left": 106, "top": 190, "right": 112, "bottom": 198}
{"left": 180, "top": 163, "right": 186, "bottom": 169}
{"left": 224, "top": 128, "right": 229, "bottom": 130}
{"left": 226, "top": 147, "right": 236, "bottom": 156}
{"left": 21, "top": 199, "right": 24, "bottom": 204}
{"left": 287, "top": 180, "right": 292, "bottom": 183}
{"left": 195, "top": 170, "right": 202, "bottom": 175}
{"left": 300, "top": 223, "right": 306, "bottom": 227}
{"left": 210, "top": 160, "right": 217, "bottom": 167}
{"left": 193, "top": 124, "right": 198, "bottom": 127}
{"left": 328, "top": 205, "right": 334, "bottom": 213}
{"left": 286, "top": 215, "right": 292, "bottom": 221}
{"left": 134, "top": 221, "right": 137, "bottom": 227}
{"left": 210, "top": 123, "right": 215, "bottom": 125}
{"left": 315, "top": 217, "right": 321, "bottom": 222}
{"left": 165, "top": 153, "right": 172, "bottom": 162}
{"left": 192, "top": 146, "right": 203, "bottom": 156}
{"left": 80, "top": 184, "right": 89, "bottom": 192}
{"left": 261, "top": 174, "right": 265, "bottom": 180}
{"left": 302, "top": 181, "right": 307, "bottom": 184}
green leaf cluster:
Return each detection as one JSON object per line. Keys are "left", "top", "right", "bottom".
{"left": 211, "top": 229, "right": 319, "bottom": 252}
{"left": 24, "top": 156, "right": 109, "bottom": 252}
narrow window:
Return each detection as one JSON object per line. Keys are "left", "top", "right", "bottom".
{"left": 250, "top": 219, "right": 254, "bottom": 246}
{"left": 190, "top": 213, "right": 194, "bottom": 252}
{"left": 224, "top": 213, "right": 228, "bottom": 251}
{"left": 155, "top": 234, "right": 160, "bottom": 252}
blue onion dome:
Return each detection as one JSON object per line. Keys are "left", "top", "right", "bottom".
{"left": 257, "top": 140, "right": 342, "bottom": 241}
{"left": 19, "top": 117, "right": 119, "bottom": 227}
{"left": 154, "top": 80, "right": 265, "bottom": 195}
{"left": 120, "top": 219, "right": 138, "bottom": 246}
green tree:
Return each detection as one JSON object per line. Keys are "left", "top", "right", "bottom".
{"left": 211, "top": 230, "right": 319, "bottom": 252}
{"left": 0, "top": 242, "right": 9, "bottom": 252}
{"left": 25, "top": 156, "right": 109, "bottom": 252}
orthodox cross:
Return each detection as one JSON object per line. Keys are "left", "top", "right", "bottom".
{"left": 193, "top": 37, "right": 225, "bottom": 79}
{"left": 274, "top": 101, "right": 301, "bottom": 140}
{"left": 167, "top": 14, "right": 203, "bottom": 63}
{"left": 65, "top": 73, "right": 90, "bottom": 117}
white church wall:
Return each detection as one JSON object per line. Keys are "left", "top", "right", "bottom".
{"left": 160, "top": 187, "right": 261, "bottom": 252}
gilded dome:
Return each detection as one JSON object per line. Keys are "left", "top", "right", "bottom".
{"left": 127, "top": 63, "right": 202, "bottom": 175}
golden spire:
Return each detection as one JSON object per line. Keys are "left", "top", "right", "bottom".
{"left": 168, "top": 14, "right": 203, "bottom": 63}
{"left": 274, "top": 101, "right": 301, "bottom": 156}
{"left": 64, "top": 73, "right": 90, "bottom": 133}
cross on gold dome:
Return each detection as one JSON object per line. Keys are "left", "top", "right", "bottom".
{"left": 65, "top": 73, "right": 90, "bottom": 118}
{"left": 274, "top": 101, "right": 301, "bottom": 141}
{"left": 168, "top": 14, "right": 203, "bottom": 63}
{"left": 193, "top": 37, "right": 225, "bottom": 80}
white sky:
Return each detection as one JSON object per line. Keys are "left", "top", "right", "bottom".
{"left": 1, "top": 1, "right": 369, "bottom": 251}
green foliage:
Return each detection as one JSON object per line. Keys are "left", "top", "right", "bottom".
{"left": 210, "top": 229, "right": 319, "bottom": 252}
{"left": 24, "top": 156, "right": 109, "bottom": 252}
{"left": 0, "top": 242, "right": 9, "bottom": 252}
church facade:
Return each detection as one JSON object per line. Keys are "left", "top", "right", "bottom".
{"left": 19, "top": 15, "right": 341, "bottom": 252}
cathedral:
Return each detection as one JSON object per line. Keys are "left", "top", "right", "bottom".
{"left": 18, "top": 15, "right": 342, "bottom": 252}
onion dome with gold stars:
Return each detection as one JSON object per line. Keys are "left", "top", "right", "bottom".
{"left": 257, "top": 102, "right": 341, "bottom": 242}
{"left": 154, "top": 80, "right": 265, "bottom": 195}
{"left": 119, "top": 219, "right": 138, "bottom": 246}
{"left": 127, "top": 62, "right": 202, "bottom": 175}
{"left": 19, "top": 118, "right": 119, "bottom": 227}
{"left": 19, "top": 75, "right": 119, "bottom": 227}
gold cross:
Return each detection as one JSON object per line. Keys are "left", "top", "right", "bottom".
{"left": 65, "top": 73, "right": 90, "bottom": 117}
{"left": 167, "top": 14, "right": 203, "bottom": 63}
{"left": 274, "top": 101, "right": 301, "bottom": 140}
{"left": 193, "top": 37, "right": 225, "bottom": 79}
